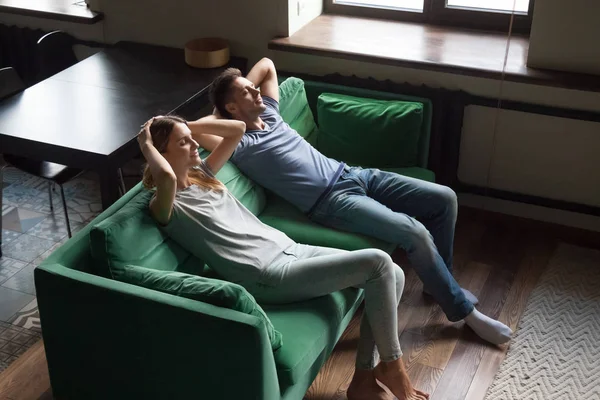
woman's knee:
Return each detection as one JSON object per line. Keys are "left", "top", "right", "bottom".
{"left": 394, "top": 265, "right": 405, "bottom": 288}
{"left": 361, "top": 248, "right": 394, "bottom": 275}
{"left": 393, "top": 265, "right": 405, "bottom": 300}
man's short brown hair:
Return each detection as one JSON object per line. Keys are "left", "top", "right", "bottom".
{"left": 209, "top": 67, "right": 242, "bottom": 119}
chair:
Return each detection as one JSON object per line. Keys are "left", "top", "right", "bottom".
{"left": 0, "top": 67, "right": 82, "bottom": 257}
{"left": 36, "top": 30, "right": 80, "bottom": 80}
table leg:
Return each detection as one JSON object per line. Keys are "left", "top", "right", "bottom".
{"left": 99, "top": 168, "right": 121, "bottom": 210}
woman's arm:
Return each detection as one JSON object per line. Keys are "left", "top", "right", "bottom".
{"left": 138, "top": 119, "right": 177, "bottom": 225}
{"left": 188, "top": 115, "right": 245, "bottom": 174}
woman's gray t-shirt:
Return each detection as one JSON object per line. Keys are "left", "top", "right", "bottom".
{"left": 162, "top": 162, "right": 295, "bottom": 285}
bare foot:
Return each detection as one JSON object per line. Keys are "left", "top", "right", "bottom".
{"left": 373, "top": 359, "right": 430, "bottom": 400}
{"left": 347, "top": 369, "right": 392, "bottom": 400}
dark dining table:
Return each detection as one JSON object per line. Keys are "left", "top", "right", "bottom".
{"left": 0, "top": 41, "right": 246, "bottom": 209}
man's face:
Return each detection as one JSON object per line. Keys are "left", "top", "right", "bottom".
{"left": 226, "top": 77, "right": 267, "bottom": 120}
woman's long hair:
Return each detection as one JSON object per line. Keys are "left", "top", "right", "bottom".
{"left": 141, "top": 116, "right": 224, "bottom": 191}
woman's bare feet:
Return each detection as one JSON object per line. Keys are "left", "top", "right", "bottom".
{"left": 373, "top": 358, "right": 429, "bottom": 400}
{"left": 347, "top": 369, "right": 392, "bottom": 400}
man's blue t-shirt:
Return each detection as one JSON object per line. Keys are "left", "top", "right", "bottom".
{"left": 231, "top": 96, "right": 344, "bottom": 213}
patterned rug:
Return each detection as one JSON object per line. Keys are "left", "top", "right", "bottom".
{"left": 485, "top": 243, "right": 600, "bottom": 400}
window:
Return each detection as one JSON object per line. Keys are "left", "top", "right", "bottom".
{"left": 325, "top": 0, "right": 535, "bottom": 33}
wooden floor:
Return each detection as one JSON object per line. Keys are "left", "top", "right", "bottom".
{"left": 0, "top": 207, "right": 599, "bottom": 400}
{"left": 305, "top": 207, "right": 600, "bottom": 400}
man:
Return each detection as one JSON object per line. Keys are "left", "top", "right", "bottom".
{"left": 198, "top": 58, "right": 512, "bottom": 394}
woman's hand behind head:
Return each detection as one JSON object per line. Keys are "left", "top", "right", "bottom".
{"left": 137, "top": 118, "right": 155, "bottom": 148}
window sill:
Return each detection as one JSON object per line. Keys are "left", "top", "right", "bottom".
{"left": 0, "top": 0, "right": 103, "bottom": 24}
{"left": 269, "top": 14, "right": 600, "bottom": 93}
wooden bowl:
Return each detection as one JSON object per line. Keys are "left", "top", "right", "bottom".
{"left": 184, "top": 38, "right": 230, "bottom": 69}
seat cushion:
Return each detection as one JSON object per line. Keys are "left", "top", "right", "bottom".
{"left": 114, "top": 265, "right": 283, "bottom": 351}
{"left": 89, "top": 190, "right": 207, "bottom": 278}
{"left": 265, "top": 287, "right": 363, "bottom": 386}
{"left": 258, "top": 167, "right": 434, "bottom": 252}
{"left": 377, "top": 166, "right": 436, "bottom": 183}
{"left": 278, "top": 77, "right": 319, "bottom": 146}
{"left": 258, "top": 194, "right": 394, "bottom": 253}
{"left": 317, "top": 93, "right": 424, "bottom": 168}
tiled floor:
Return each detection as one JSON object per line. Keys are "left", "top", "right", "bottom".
{"left": 0, "top": 163, "right": 113, "bottom": 372}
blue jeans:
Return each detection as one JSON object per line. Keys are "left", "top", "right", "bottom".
{"left": 309, "top": 166, "right": 473, "bottom": 322}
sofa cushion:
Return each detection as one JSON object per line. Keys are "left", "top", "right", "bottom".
{"left": 258, "top": 194, "right": 394, "bottom": 253}
{"left": 113, "top": 265, "right": 283, "bottom": 351}
{"left": 258, "top": 167, "right": 434, "bottom": 252}
{"left": 198, "top": 148, "right": 266, "bottom": 216}
{"left": 265, "top": 287, "right": 363, "bottom": 386}
{"left": 317, "top": 93, "right": 424, "bottom": 168}
{"left": 278, "top": 77, "right": 319, "bottom": 145}
{"left": 89, "top": 190, "right": 206, "bottom": 279}
{"left": 380, "top": 166, "right": 436, "bottom": 183}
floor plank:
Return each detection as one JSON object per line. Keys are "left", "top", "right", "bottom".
{"left": 0, "top": 340, "right": 49, "bottom": 400}
{"left": 405, "top": 362, "right": 444, "bottom": 396}
{"left": 430, "top": 333, "right": 487, "bottom": 400}
{"left": 497, "top": 236, "right": 557, "bottom": 331}
{"left": 401, "top": 330, "right": 456, "bottom": 371}
{"left": 463, "top": 235, "right": 557, "bottom": 400}
{"left": 463, "top": 346, "right": 506, "bottom": 400}
{"left": 430, "top": 262, "right": 514, "bottom": 400}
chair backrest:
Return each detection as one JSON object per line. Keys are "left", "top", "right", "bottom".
{"left": 0, "top": 67, "right": 25, "bottom": 100}
{"left": 37, "top": 30, "right": 78, "bottom": 80}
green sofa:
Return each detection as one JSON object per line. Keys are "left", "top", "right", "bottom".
{"left": 34, "top": 77, "right": 435, "bottom": 400}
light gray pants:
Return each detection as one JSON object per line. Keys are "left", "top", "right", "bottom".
{"left": 246, "top": 243, "right": 405, "bottom": 370}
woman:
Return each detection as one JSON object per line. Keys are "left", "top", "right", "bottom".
{"left": 139, "top": 115, "right": 429, "bottom": 400}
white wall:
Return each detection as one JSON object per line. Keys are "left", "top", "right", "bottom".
{"left": 528, "top": 0, "right": 600, "bottom": 75}
{"left": 100, "top": 0, "right": 286, "bottom": 61}
{"left": 288, "top": 0, "right": 323, "bottom": 36}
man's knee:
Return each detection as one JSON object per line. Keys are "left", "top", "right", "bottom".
{"left": 404, "top": 220, "right": 433, "bottom": 248}
{"left": 436, "top": 185, "right": 458, "bottom": 214}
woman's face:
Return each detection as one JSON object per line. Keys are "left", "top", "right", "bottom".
{"left": 163, "top": 122, "right": 201, "bottom": 170}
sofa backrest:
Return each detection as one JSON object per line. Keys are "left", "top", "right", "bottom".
{"left": 300, "top": 79, "right": 432, "bottom": 169}
{"left": 278, "top": 76, "right": 319, "bottom": 146}
{"left": 89, "top": 189, "right": 204, "bottom": 278}
{"left": 88, "top": 162, "right": 267, "bottom": 278}
{"left": 197, "top": 149, "right": 267, "bottom": 215}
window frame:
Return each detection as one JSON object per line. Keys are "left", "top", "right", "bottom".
{"left": 324, "top": 0, "right": 536, "bottom": 34}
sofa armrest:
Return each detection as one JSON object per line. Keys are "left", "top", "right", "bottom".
{"left": 35, "top": 264, "right": 281, "bottom": 400}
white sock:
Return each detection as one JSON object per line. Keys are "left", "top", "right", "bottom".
{"left": 461, "top": 288, "right": 479, "bottom": 305}
{"left": 464, "top": 309, "right": 512, "bottom": 345}
{"left": 423, "top": 287, "right": 479, "bottom": 305}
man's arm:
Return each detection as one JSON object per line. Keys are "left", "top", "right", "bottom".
{"left": 188, "top": 113, "right": 225, "bottom": 152}
{"left": 246, "top": 57, "right": 279, "bottom": 103}
{"left": 187, "top": 115, "right": 246, "bottom": 170}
